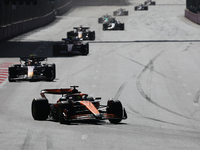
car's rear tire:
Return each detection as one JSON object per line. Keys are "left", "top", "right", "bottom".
{"left": 120, "top": 24, "right": 124, "bottom": 30}
{"left": 67, "top": 31, "right": 74, "bottom": 39}
{"left": 98, "top": 18, "right": 103, "bottom": 23}
{"left": 53, "top": 44, "right": 60, "bottom": 56}
{"left": 135, "top": 7, "right": 137, "bottom": 10}
{"left": 31, "top": 98, "right": 49, "bottom": 120}
{"left": 107, "top": 100, "right": 123, "bottom": 124}
{"left": 103, "top": 24, "right": 107, "bottom": 31}
{"left": 8, "top": 66, "right": 17, "bottom": 82}
{"left": 45, "top": 65, "right": 55, "bottom": 81}
{"left": 113, "top": 11, "right": 117, "bottom": 16}
{"left": 52, "top": 64, "right": 56, "bottom": 80}
{"left": 81, "top": 43, "right": 89, "bottom": 55}
{"left": 89, "top": 31, "right": 95, "bottom": 40}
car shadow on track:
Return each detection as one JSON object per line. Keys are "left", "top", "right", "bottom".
{"left": 0, "top": 41, "right": 87, "bottom": 58}
{"left": 46, "top": 118, "right": 127, "bottom": 126}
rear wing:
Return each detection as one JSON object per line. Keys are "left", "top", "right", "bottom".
{"left": 40, "top": 86, "right": 81, "bottom": 98}
{"left": 40, "top": 88, "right": 72, "bottom": 98}
{"left": 20, "top": 57, "right": 47, "bottom": 62}
{"left": 73, "top": 27, "right": 90, "bottom": 30}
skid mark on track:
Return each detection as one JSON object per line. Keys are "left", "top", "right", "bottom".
{"left": 146, "top": 60, "right": 154, "bottom": 100}
{"left": 70, "top": 64, "right": 93, "bottom": 76}
{"left": 193, "top": 89, "right": 200, "bottom": 106}
{"left": 118, "top": 53, "right": 171, "bottom": 79}
{"left": 136, "top": 51, "right": 200, "bottom": 121}
{"left": 113, "top": 81, "right": 127, "bottom": 100}
{"left": 21, "top": 130, "right": 32, "bottom": 150}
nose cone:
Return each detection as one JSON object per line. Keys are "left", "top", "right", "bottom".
{"left": 94, "top": 113, "right": 102, "bottom": 120}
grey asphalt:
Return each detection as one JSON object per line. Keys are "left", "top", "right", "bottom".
{"left": 1, "top": 0, "right": 200, "bottom": 149}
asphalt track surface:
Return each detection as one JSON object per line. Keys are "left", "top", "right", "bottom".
{"left": 1, "top": 0, "right": 200, "bottom": 149}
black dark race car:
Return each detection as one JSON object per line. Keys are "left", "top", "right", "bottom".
{"left": 31, "top": 86, "right": 127, "bottom": 124}
{"left": 8, "top": 56, "right": 56, "bottom": 82}
{"left": 135, "top": 4, "right": 148, "bottom": 11}
{"left": 103, "top": 18, "right": 124, "bottom": 30}
{"left": 67, "top": 26, "right": 95, "bottom": 40}
{"left": 53, "top": 38, "right": 89, "bottom": 56}
{"left": 113, "top": 8, "right": 128, "bottom": 16}
{"left": 98, "top": 14, "right": 114, "bottom": 24}
{"left": 144, "top": 0, "right": 156, "bottom": 5}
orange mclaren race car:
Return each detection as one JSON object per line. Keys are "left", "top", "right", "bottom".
{"left": 31, "top": 86, "right": 127, "bottom": 124}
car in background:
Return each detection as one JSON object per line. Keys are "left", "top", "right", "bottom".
{"left": 8, "top": 56, "right": 56, "bottom": 82}
{"left": 135, "top": 4, "right": 148, "bottom": 11}
{"left": 113, "top": 8, "right": 128, "bottom": 16}
{"left": 53, "top": 38, "right": 89, "bottom": 56}
{"left": 67, "top": 26, "right": 95, "bottom": 40}
{"left": 103, "top": 18, "right": 124, "bottom": 30}
{"left": 144, "top": 0, "right": 156, "bottom": 5}
{"left": 98, "top": 14, "right": 114, "bottom": 24}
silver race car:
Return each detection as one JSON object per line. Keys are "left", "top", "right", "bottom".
{"left": 103, "top": 18, "right": 124, "bottom": 30}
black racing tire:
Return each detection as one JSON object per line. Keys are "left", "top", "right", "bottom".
{"left": 53, "top": 44, "right": 60, "bottom": 56}
{"left": 135, "top": 7, "right": 137, "bottom": 11}
{"left": 67, "top": 31, "right": 74, "bottom": 39}
{"left": 103, "top": 24, "right": 107, "bottom": 31}
{"left": 151, "top": 1, "right": 156, "bottom": 5}
{"left": 52, "top": 63, "right": 56, "bottom": 80}
{"left": 45, "top": 66, "right": 55, "bottom": 81}
{"left": 31, "top": 98, "right": 49, "bottom": 120}
{"left": 58, "top": 106, "right": 67, "bottom": 124}
{"left": 145, "top": 6, "right": 148, "bottom": 10}
{"left": 58, "top": 101, "right": 74, "bottom": 124}
{"left": 107, "top": 100, "right": 123, "bottom": 124}
{"left": 98, "top": 18, "right": 103, "bottom": 23}
{"left": 120, "top": 23, "right": 124, "bottom": 30}
{"left": 89, "top": 31, "right": 95, "bottom": 40}
{"left": 82, "top": 43, "right": 89, "bottom": 55}
{"left": 8, "top": 66, "right": 17, "bottom": 82}
{"left": 113, "top": 11, "right": 117, "bottom": 16}
{"left": 125, "top": 11, "right": 128, "bottom": 16}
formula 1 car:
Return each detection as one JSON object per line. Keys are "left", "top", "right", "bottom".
{"left": 98, "top": 14, "right": 114, "bottom": 24}
{"left": 103, "top": 18, "right": 124, "bottom": 30}
{"left": 31, "top": 86, "right": 127, "bottom": 124}
{"left": 144, "top": 0, "right": 156, "bottom": 5}
{"left": 67, "top": 26, "right": 95, "bottom": 40}
{"left": 8, "top": 56, "right": 56, "bottom": 82}
{"left": 113, "top": 8, "right": 128, "bottom": 16}
{"left": 135, "top": 4, "right": 148, "bottom": 11}
{"left": 53, "top": 38, "right": 89, "bottom": 56}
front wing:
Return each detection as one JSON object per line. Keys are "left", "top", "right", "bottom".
{"left": 64, "top": 109, "right": 127, "bottom": 121}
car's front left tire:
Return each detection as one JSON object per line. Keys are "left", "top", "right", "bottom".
{"left": 31, "top": 98, "right": 49, "bottom": 120}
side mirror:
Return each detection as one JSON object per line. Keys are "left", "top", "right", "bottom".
{"left": 95, "top": 97, "right": 101, "bottom": 100}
